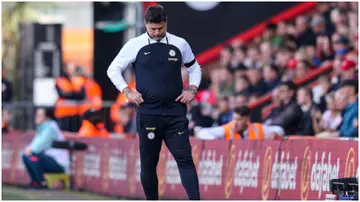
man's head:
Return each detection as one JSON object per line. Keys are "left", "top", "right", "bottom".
{"left": 144, "top": 5, "right": 167, "bottom": 41}
{"left": 272, "top": 88, "right": 282, "bottom": 107}
{"left": 219, "top": 96, "right": 230, "bottom": 113}
{"left": 295, "top": 60, "right": 311, "bottom": 79}
{"left": 246, "top": 68, "right": 262, "bottom": 85}
{"left": 339, "top": 79, "right": 358, "bottom": 103}
{"left": 35, "top": 107, "right": 54, "bottom": 125}
{"left": 296, "top": 15, "right": 309, "bottom": 33}
{"left": 334, "top": 89, "right": 348, "bottom": 111}
{"left": 296, "top": 87, "right": 313, "bottom": 106}
{"left": 234, "top": 92, "right": 249, "bottom": 107}
{"left": 263, "top": 64, "right": 279, "bottom": 82}
{"left": 278, "top": 81, "right": 297, "bottom": 104}
{"left": 311, "top": 15, "right": 326, "bottom": 34}
{"left": 233, "top": 106, "right": 251, "bottom": 133}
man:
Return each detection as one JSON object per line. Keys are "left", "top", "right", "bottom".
{"left": 263, "top": 64, "right": 281, "bottom": 93}
{"left": 55, "top": 63, "right": 85, "bottom": 132}
{"left": 78, "top": 109, "right": 110, "bottom": 138}
{"left": 23, "top": 107, "right": 69, "bottom": 189}
{"left": 107, "top": 5, "right": 201, "bottom": 200}
{"left": 196, "top": 106, "right": 285, "bottom": 140}
{"left": 332, "top": 80, "right": 358, "bottom": 138}
{"left": 269, "top": 81, "right": 303, "bottom": 135}
{"left": 296, "top": 87, "right": 319, "bottom": 136}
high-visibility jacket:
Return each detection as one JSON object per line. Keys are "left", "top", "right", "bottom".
{"left": 55, "top": 77, "right": 80, "bottom": 118}
{"left": 110, "top": 81, "right": 136, "bottom": 134}
{"left": 78, "top": 78, "right": 102, "bottom": 116}
{"left": 78, "top": 120, "right": 110, "bottom": 138}
{"left": 223, "top": 121, "right": 265, "bottom": 140}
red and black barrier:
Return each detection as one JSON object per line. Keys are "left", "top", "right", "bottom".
{"left": 2, "top": 134, "right": 358, "bottom": 200}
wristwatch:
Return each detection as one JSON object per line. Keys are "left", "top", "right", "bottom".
{"left": 188, "top": 87, "right": 197, "bottom": 94}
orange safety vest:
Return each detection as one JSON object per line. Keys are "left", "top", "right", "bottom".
{"left": 55, "top": 77, "right": 79, "bottom": 118}
{"left": 223, "top": 121, "right": 265, "bottom": 140}
{"left": 78, "top": 78, "right": 102, "bottom": 116}
{"left": 110, "top": 81, "right": 136, "bottom": 133}
{"left": 78, "top": 120, "right": 110, "bottom": 138}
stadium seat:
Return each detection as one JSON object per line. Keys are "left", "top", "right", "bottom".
{"left": 45, "top": 173, "right": 70, "bottom": 190}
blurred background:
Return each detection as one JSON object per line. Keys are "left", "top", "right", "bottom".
{"left": 2, "top": 1, "right": 358, "bottom": 200}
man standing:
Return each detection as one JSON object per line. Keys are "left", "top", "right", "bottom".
{"left": 107, "top": 5, "right": 201, "bottom": 200}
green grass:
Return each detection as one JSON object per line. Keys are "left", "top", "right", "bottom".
{"left": 2, "top": 184, "right": 124, "bottom": 200}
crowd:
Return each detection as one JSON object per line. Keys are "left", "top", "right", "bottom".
{"left": 2, "top": 2, "right": 358, "bottom": 140}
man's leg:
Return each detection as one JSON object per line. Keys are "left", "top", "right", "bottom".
{"left": 38, "top": 154, "right": 64, "bottom": 173}
{"left": 22, "top": 154, "right": 39, "bottom": 184}
{"left": 137, "top": 113, "right": 163, "bottom": 200}
{"left": 163, "top": 115, "right": 200, "bottom": 200}
{"left": 22, "top": 153, "right": 46, "bottom": 185}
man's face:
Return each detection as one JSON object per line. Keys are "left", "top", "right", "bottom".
{"left": 278, "top": 85, "right": 290, "bottom": 102}
{"left": 335, "top": 90, "right": 348, "bottom": 110}
{"left": 296, "top": 89, "right": 308, "bottom": 105}
{"left": 35, "top": 108, "right": 46, "bottom": 125}
{"left": 145, "top": 21, "right": 167, "bottom": 41}
{"left": 233, "top": 113, "right": 249, "bottom": 133}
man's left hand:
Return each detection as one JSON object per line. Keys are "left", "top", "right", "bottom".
{"left": 176, "top": 89, "right": 196, "bottom": 104}
{"left": 25, "top": 147, "right": 32, "bottom": 156}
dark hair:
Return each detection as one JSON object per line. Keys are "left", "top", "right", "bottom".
{"left": 266, "top": 23, "right": 277, "bottom": 31}
{"left": 37, "top": 107, "right": 55, "bottom": 120}
{"left": 340, "top": 79, "right": 358, "bottom": 94}
{"left": 144, "top": 5, "right": 167, "bottom": 24}
{"left": 233, "top": 106, "right": 251, "bottom": 117}
{"left": 268, "top": 64, "right": 279, "bottom": 74}
{"left": 281, "top": 81, "right": 297, "bottom": 92}
{"left": 298, "top": 86, "right": 313, "bottom": 100}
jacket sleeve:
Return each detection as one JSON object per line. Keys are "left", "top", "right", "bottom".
{"left": 339, "top": 110, "right": 358, "bottom": 137}
{"left": 56, "top": 84, "right": 86, "bottom": 100}
{"left": 29, "top": 127, "right": 57, "bottom": 153}
{"left": 270, "top": 104, "right": 303, "bottom": 130}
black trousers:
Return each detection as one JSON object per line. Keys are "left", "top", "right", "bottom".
{"left": 136, "top": 113, "right": 200, "bottom": 200}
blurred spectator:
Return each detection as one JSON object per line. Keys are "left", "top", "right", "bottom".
{"left": 340, "top": 59, "right": 357, "bottom": 80}
{"left": 215, "top": 96, "right": 233, "bottom": 126}
{"left": 263, "top": 64, "right": 281, "bottom": 93}
{"left": 78, "top": 109, "right": 110, "bottom": 138}
{"left": 247, "top": 68, "right": 267, "bottom": 96}
{"left": 243, "top": 46, "right": 262, "bottom": 68}
{"left": 2, "top": 70, "right": 13, "bottom": 103}
{"left": 313, "top": 93, "right": 342, "bottom": 134}
{"left": 55, "top": 63, "right": 85, "bottom": 132}
{"left": 317, "top": 74, "right": 336, "bottom": 112}
{"left": 234, "top": 75, "right": 252, "bottom": 95}
{"left": 22, "top": 107, "right": 69, "bottom": 189}
{"left": 263, "top": 23, "right": 283, "bottom": 47}
{"left": 190, "top": 102, "right": 214, "bottom": 128}
{"left": 295, "top": 60, "right": 312, "bottom": 79}
{"left": 332, "top": 80, "right": 358, "bottom": 138}
{"left": 195, "top": 106, "right": 284, "bottom": 140}
{"left": 297, "top": 87, "right": 319, "bottom": 136}
{"left": 264, "top": 88, "right": 282, "bottom": 124}
{"left": 295, "top": 15, "right": 317, "bottom": 47}
{"left": 75, "top": 66, "right": 103, "bottom": 117}
{"left": 113, "top": 103, "right": 137, "bottom": 138}
{"left": 269, "top": 81, "right": 303, "bottom": 135}
{"left": 2, "top": 107, "right": 11, "bottom": 134}
{"left": 311, "top": 14, "right": 334, "bottom": 38}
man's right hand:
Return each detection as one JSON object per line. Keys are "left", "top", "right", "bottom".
{"left": 124, "top": 88, "right": 144, "bottom": 106}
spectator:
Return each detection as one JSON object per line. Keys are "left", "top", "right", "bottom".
{"left": 313, "top": 93, "right": 342, "bottom": 134}
{"left": 264, "top": 88, "right": 282, "bottom": 124}
{"left": 295, "top": 15, "right": 317, "bottom": 46}
{"left": 247, "top": 68, "right": 267, "bottom": 96}
{"left": 22, "top": 107, "right": 69, "bottom": 189}
{"left": 2, "top": 70, "right": 13, "bottom": 103}
{"left": 2, "top": 107, "right": 11, "bottom": 134}
{"left": 233, "top": 75, "right": 252, "bottom": 96}
{"left": 234, "top": 92, "right": 249, "bottom": 107}
{"left": 297, "top": 87, "right": 319, "bottom": 136}
{"left": 317, "top": 74, "right": 336, "bottom": 112}
{"left": 195, "top": 106, "right": 285, "bottom": 140}
{"left": 78, "top": 109, "right": 110, "bottom": 138}
{"left": 340, "top": 59, "right": 357, "bottom": 81}
{"left": 263, "top": 23, "right": 283, "bottom": 47}
{"left": 295, "top": 60, "right": 312, "bottom": 79}
{"left": 269, "top": 81, "right": 303, "bottom": 135}
{"left": 263, "top": 64, "right": 281, "bottom": 93}
{"left": 332, "top": 80, "right": 358, "bottom": 137}
{"left": 311, "top": 14, "right": 334, "bottom": 38}
{"left": 216, "top": 96, "right": 233, "bottom": 126}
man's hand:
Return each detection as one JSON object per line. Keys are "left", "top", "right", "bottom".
{"left": 176, "top": 86, "right": 197, "bottom": 104}
{"left": 123, "top": 87, "right": 144, "bottom": 106}
{"left": 25, "top": 147, "right": 32, "bottom": 156}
